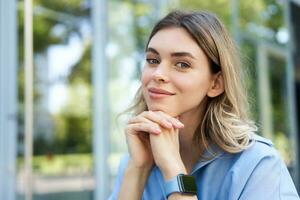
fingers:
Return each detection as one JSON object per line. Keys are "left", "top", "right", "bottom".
{"left": 126, "top": 122, "right": 162, "bottom": 135}
{"left": 126, "top": 111, "right": 184, "bottom": 136}
{"left": 154, "top": 111, "right": 184, "bottom": 128}
{"left": 142, "top": 111, "right": 184, "bottom": 129}
{"left": 128, "top": 112, "right": 171, "bottom": 130}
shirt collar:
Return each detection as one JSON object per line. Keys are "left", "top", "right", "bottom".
{"left": 190, "top": 143, "right": 225, "bottom": 174}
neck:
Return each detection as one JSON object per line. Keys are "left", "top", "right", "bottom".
{"left": 178, "top": 99, "right": 208, "bottom": 173}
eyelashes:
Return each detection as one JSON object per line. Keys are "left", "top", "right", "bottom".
{"left": 175, "top": 62, "right": 190, "bottom": 69}
{"left": 146, "top": 58, "right": 160, "bottom": 64}
{"left": 145, "top": 58, "right": 191, "bottom": 70}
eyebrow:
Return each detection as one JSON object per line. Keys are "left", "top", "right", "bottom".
{"left": 146, "top": 47, "right": 196, "bottom": 60}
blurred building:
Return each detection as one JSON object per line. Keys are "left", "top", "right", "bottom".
{"left": 1, "top": 0, "right": 300, "bottom": 200}
{"left": 291, "top": 0, "right": 300, "bottom": 189}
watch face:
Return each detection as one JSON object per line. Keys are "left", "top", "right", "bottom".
{"left": 179, "top": 175, "right": 197, "bottom": 194}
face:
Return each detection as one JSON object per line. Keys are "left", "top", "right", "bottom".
{"left": 141, "top": 27, "right": 216, "bottom": 117}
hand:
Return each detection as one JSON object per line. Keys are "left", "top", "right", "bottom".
{"left": 125, "top": 111, "right": 184, "bottom": 170}
{"left": 150, "top": 125, "right": 187, "bottom": 180}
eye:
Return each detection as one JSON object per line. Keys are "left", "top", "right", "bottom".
{"left": 146, "top": 58, "right": 160, "bottom": 65}
{"left": 175, "top": 62, "right": 190, "bottom": 69}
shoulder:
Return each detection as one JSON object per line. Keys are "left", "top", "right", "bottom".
{"left": 226, "top": 134, "right": 300, "bottom": 199}
{"left": 224, "top": 134, "right": 285, "bottom": 187}
{"left": 218, "top": 134, "right": 283, "bottom": 186}
{"left": 250, "top": 133, "right": 273, "bottom": 146}
{"left": 239, "top": 134, "right": 278, "bottom": 161}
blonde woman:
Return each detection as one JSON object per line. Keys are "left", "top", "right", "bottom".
{"left": 108, "top": 10, "right": 299, "bottom": 200}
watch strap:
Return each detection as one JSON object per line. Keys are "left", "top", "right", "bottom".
{"left": 164, "top": 174, "right": 197, "bottom": 198}
{"left": 164, "top": 175, "right": 182, "bottom": 197}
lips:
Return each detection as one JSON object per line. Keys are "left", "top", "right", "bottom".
{"left": 148, "top": 87, "right": 175, "bottom": 99}
{"left": 148, "top": 87, "right": 175, "bottom": 95}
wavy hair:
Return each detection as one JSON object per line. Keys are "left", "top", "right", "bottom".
{"left": 125, "top": 10, "right": 257, "bottom": 155}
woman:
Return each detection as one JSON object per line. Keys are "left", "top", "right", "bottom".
{"left": 108, "top": 10, "right": 299, "bottom": 200}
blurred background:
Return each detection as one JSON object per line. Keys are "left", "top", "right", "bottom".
{"left": 1, "top": 0, "right": 300, "bottom": 199}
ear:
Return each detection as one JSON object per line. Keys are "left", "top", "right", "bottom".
{"left": 207, "top": 72, "right": 224, "bottom": 97}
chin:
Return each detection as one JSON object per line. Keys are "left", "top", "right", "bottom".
{"left": 147, "top": 105, "right": 179, "bottom": 117}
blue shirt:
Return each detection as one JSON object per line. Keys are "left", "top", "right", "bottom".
{"left": 108, "top": 134, "right": 299, "bottom": 200}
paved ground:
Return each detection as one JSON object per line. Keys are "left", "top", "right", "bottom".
{"left": 17, "top": 174, "right": 95, "bottom": 200}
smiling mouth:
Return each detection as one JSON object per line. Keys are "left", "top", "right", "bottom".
{"left": 148, "top": 88, "right": 175, "bottom": 99}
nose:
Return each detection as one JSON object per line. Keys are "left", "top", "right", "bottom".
{"left": 152, "top": 64, "right": 169, "bottom": 83}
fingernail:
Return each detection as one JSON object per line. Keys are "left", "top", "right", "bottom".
{"left": 154, "top": 128, "right": 161, "bottom": 134}
{"left": 176, "top": 121, "right": 184, "bottom": 128}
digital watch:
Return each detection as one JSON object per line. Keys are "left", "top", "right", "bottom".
{"left": 164, "top": 174, "right": 197, "bottom": 198}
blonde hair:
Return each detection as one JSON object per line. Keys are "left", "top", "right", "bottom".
{"left": 126, "top": 10, "right": 257, "bottom": 156}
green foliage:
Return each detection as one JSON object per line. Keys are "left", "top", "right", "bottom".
{"left": 17, "top": 152, "right": 124, "bottom": 176}
{"left": 18, "top": 154, "right": 92, "bottom": 176}
{"left": 52, "top": 80, "right": 92, "bottom": 154}
{"left": 274, "top": 132, "right": 292, "bottom": 165}
{"left": 180, "top": 0, "right": 231, "bottom": 27}
{"left": 130, "top": 1, "right": 155, "bottom": 51}
{"left": 18, "top": 2, "right": 63, "bottom": 61}
{"left": 35, "top": 0, "right": 87, "bottom": 16}
{"left": 260, "top": 0, "right": 284, "bottom": 31}
{"left": 239, "top": 0, "right": 265, "bottom": 28}
{"left": 18, "top": 0, "right": 91, "bottom": 156}
{"left": 52, "top": 114, "right": 92, "bottom": 154}
{"left": 68, "top": 44, "right": 91, "bottom": 83}
{"left": 240, "top": 39, "right": 260, "bottom": 121}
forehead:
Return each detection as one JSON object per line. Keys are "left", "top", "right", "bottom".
{"left": 147, "top": 27, "right": 202, "bottom": 56}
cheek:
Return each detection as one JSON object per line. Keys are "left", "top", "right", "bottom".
{"left": 141, "top": 68, "right": 151, "bottom": 86}
{"left": 174, "top": 73, "right": 211, "bottom": 101}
